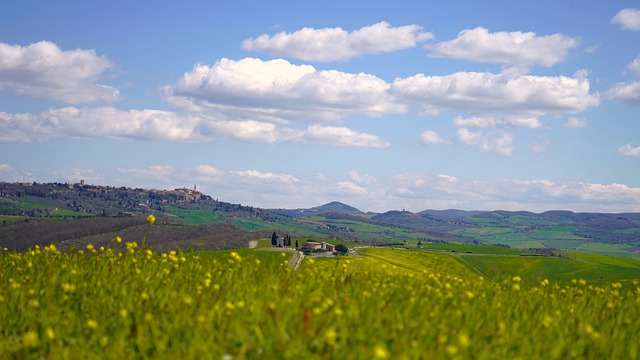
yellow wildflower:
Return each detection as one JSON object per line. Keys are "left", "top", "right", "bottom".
{"left": 22, "top": 331, "right": 39, "bottom": 347}
{"left": 445, "top": 345, "right": 458, "bottom": 356}
{"left": 374, "top": 344, "right": 390, "bottom": 359}
{"left": 458, "top": 332, "right": 470, "bottom": 348}
{"left": 147, "top": 214, "right": 156, "bottom": 224}
{"left": 86, "top": 319, "right": 99, "bottom": 329}
{"left": 45, "top": 327, "right": 55, "bottom": 340}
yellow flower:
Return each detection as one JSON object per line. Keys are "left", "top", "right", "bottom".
{"left": 22, "top": 331, "right": 39, "bottom": 347}
{"left": 458, "top": 332, "right": 470, "bottom": 348}
{"left": 146, "top": 214, "right": 156, "bottom": 224}
{"left": 374, "top": 344, "right": 390, "bottom": 359}
{"left": 445, "top": 344, "right": 458, "bottom": 356}
{"left": 115, "top": 236, "right": 122, "bottom": 243}
{"left": 86, "top": 319, "right": 99, "bottom": 329}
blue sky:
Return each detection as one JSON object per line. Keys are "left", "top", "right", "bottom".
{"left": 1, "top": 0, "right": 639, "bottom": 213}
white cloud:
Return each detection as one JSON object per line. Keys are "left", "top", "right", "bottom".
{"left": 530, "top": 140, "right": 551, "bottom": 154}
{"left": 194, "top": 165, "right": 226, "bottom": 178}
{"left": 0, "top": 163, "right": 14, "bottom": 173}
{"left": 199, "top": 120, "right": 279, "bottom": 143}
{"left": 456, "top": 128, "right": 514, "bottom": 156}
{"left": 391, "top": 69, "right": 599, "bottom": 117}
{"left": 334, "top": 181, "right": 369, "bottom": 196}
{"left": 164, "top": 58, "right": 405, "bottom": 122}
{"left": 453, "top": 115, "right": 541, "bottom": 129}
{"left": 564, "top": 117, "right": 587, "bottom": 128}
{"left": 618, "top": 143, "right": 640, "bottom": 156}
{"left": 437, "top": 174, "right": 458, "bottom": 183}
{"left": 0, "top": 106, "right": 389, "bottom": 148}
{"left": 431, "top": 27, "right": 579, "bottom": 67}
{"left": 302, "top": 124, "right": 390, "bottom": 148}
{"left": 387, "top": 175, "right": 640, "bottom": 212}
{"left": 347, "top": 170, "right": 377, "bottom": 185}
{"left": 419, "top": 130, "right": 449, "bottom": 144}
{"left": 233, "top": 169, "right": 300, "bottom": 184}
{"left": 0, "top": 41, "right": 118, "bottom": 104}
{"left": 612, "top": 8, "right": 640, "bottom": 30}
{"left": 626, "top": 54, "right": 640, "bottom": 77}
{"left": 165, "top": 57, "right": 404, "bottom": 124}
{"left": 606, "top": 81, "right": 640, "bottom": 106}
{"left": 242, "top": 21, "right": 433, "bottom": 62}
{"left": 0, "top": 107, "right": 201, "bottom": 142}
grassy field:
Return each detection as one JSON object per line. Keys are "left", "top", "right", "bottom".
{"left": 460, "top": 254, "right": 640, "bottom": 285}
{"left": 2, "top": 214, "right": 640, "bottom": 359}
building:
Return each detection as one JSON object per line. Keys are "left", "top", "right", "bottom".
{"left": 301, "top": 241, "right": 335, "bottom": 252}
{"left": 171, "top": 185, "right": 202, "bottom": 202}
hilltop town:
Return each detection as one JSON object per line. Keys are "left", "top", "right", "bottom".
{"left": 0, "top": 181, "right": 252, "bottom": 218}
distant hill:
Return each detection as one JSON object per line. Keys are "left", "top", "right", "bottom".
{"left": 419, "top": 209, "right": 485, "bottom": 220}
{"left": 2, "top": 182, "right": 640, "bottom": 258}
{"left": 270, "top": 201, "right": 364, "bottom": 218}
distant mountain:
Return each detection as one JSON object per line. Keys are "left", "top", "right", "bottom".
{"left": 270, "top": 201, "right": 364, "bottom": 218}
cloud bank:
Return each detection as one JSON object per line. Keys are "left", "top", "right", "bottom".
{"left": 612, "top": 8, "right": 640, "bottom": 30}
{"left": 242, "top": 21, "right": 433, "bottom": 62}
{"left": 432, "top": 27, "right": 580, "bottom": 67}
{"left": 0, "top": 41, "right": 118, "bottom": 104}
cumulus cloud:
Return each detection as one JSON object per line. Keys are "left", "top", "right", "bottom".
{"left": 391, "top": 69, "right": 599, "bottom": 117}
{"left": 530, "top": 140, "right": 551, "bottom": 154}
{"left": 453, "top": 115, "right": 541, "bottom": 129}
{"left": 626, "top": 54, "right": 640, "bottom": 77}
{"left": 164, "top": 57, "right": 404, "bottom": 124}
{"left": 242, "top": 21, "right": 433, "bottom": 62}
{"left": 612, "top": 8, "right": 640, "bottom": 30}
{"left": 419, "top": 130, "right": 449, "bottom": 144}
{"left": 0, "top": 106, "right": 389, "bottom": 148}
{"left": 0, "top": 163, "right": 14, "bottom": 173}
{"left": 233, "top": 169, "right": 300, "bottom": 184}
{"left": 456, "top": 128, "right": 515, "bottom": 156}
{"left": 0, "top": 41, "right": 119, "bottom": 104}
{"left": 387, "top": 174, "right": 640, "bottom": 212}
{"left": 606, "top": 81, "right": 640, "bottom": 106}
{"left": 0, "top": 107, "right": 201, "bottom": 142}
{"left": 302, "top": 124, "right": 390, "bottom": 148}
{"left": 618, "top": 143, "right": 640, "bottom": 156}
{"left": 564, "top": 117, "right": 587, "bottom": 128}
{"left": 431, "top": 27, "right": 579, "bottom": 67}
{"left": 347, "top": 170, "right": 377, "bottom": 185}
{"left": 334, "top": 181, "right": 369, "bottom": 196}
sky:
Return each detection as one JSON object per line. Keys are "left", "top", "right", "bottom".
{"left": 0, "top": 0, "right": 639, "bottom": 213}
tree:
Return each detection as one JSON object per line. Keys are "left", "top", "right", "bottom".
{"left": 335, "top": 244, "right": 348, "bottom": 255}
{"left": 417, "top": 240, "right": 422, "bottom": 248}
{"left": 284, "top": 234, "right": 291, "bottom": 247}
{"left": 271, "top": 232, "right": 277, "bottom": 246}
{"left": 295, "top": 239, "right": 299, "bottom": 248}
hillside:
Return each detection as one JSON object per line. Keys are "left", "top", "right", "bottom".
{"left": 269, "top": 201, "right": 364, "bottom": 218}
{"left": 2, "top": 182, "right": 640, "bottom": 258}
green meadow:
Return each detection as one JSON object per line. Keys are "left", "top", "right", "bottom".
{"left": 2, "top": 227, "right": 640, "bottom": 359}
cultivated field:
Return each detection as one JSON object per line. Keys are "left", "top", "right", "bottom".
{"left": 2, "top": 233, "right": 640, "bottom": 359}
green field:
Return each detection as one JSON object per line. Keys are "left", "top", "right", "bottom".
{"left": 2, "top": 240, "right": 640, "bottom": 359}
{"left": 460, "top": 254, "right": 640, "bottom": 284}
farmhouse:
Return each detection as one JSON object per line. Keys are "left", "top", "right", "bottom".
{"left": 301, "top": 241, "right": 335, "bottom": 252}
